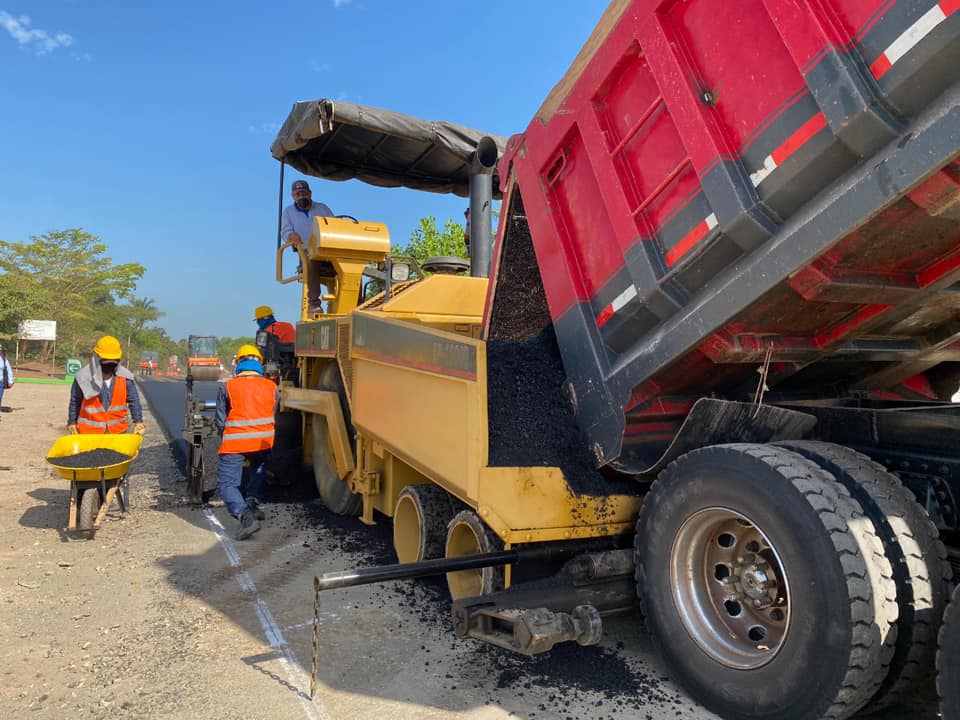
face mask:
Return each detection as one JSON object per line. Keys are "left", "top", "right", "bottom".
{"left": 295, "top": 197, "right": 311, "bottom": 210}
{"left": 100, "top": 361, "right": 118, "bottom": 374}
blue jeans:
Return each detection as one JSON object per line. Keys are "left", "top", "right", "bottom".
{"left": 216, "top": 451, "right": 268, "bottom": 519}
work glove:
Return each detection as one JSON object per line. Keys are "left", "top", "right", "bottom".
{"left": 67, "top": 424, "right": 79, "bottom": 435}
{"left": 134, "top": 422, "right": 146, "bottom": 436}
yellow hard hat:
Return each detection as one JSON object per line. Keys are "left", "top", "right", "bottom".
{"left": 93, "top": 335, "right": 123, "bottom": 360}
{"left": 254, "top": 305, "right": 274, "bottom": 321}
{"left": 236, "top": 344, "right": 263, "bottom": 362}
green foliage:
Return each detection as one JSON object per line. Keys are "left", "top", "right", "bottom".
{"left": 396, "top": 215, "right": 467, "bottom": 264}
{"left": 215, "top": 337, "right": 257, "bottom": 369}
{"left": 362, "top": 214, "right": 471, "bottom": 300}
{"left": 0, "top": 229, "right": 161, "bottom": 365}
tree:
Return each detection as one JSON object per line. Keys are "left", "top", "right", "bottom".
{"left": 215, "top": 336, "right": 256, "bottom": 369}
{"left": 396, "top": 215, "right": 467, "bottom": 264}
{"left": 0, "top": 229, "right": 145, "bottom": 363}
{"left": 113, "top": 297, "right": 165, "bottom": 360}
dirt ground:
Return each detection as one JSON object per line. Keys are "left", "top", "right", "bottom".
{"left": 0, "top": 383, "right": 270, "bottom": 718}
{"left": 0, "top": 383, "right": 940, "bottom": 720}
{"left": 0, "top": 382, "right": 722, "bottom": 720}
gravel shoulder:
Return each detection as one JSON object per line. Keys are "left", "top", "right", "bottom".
{"left": 0, "top": 381, "right": 716, "bottom": 720}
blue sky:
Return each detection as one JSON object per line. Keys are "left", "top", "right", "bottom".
{"left": 0, "top": 1, "right": 607, "bottom": 340}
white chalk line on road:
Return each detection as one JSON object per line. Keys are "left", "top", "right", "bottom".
{"left": 203, "top": 507, "right": 327, "bottom": 720}
{"left": 283, "top": 610, "right": 342, "bottom": 633}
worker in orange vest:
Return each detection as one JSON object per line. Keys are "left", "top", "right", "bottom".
{"left": 254, "top": 305, "right": 295, "bottom": 344}
{"left": 215, "top": 344, "right": 279, "bottom": 539}
{"left": 67, "top": 336, "right": 145, "bottom": 435}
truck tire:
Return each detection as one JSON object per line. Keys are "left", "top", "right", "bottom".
{"left": 445, "top": 510, "right": 503, "bottom": 600}
{"left": 635, "top": 443, "right": 897, "bottom": 720}
{"left": 77, "top": 487, "right": 101, "bottom": 532}
{"left": 777, "top": 440, "right": 952, "bottom": 711}
{"left": 938, "top": 584, "right": 960, "bottom": 720}
{"left": 394, "top": 484, "right": 461, "bottom": 562}
{"left": 312, "top": 363, "right": 361, "bottom": 516}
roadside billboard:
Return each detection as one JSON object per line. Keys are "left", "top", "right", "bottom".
{"left": 18, "top": 320, "right": 57, "bottom": 341}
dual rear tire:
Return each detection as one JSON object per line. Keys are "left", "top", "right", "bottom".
{"left": 394, "top": 484, "right": 461, "bottom": 563}
{"left": 939, "top": 584, "right": 960, "bottom": 720}
{"left": 392, "top": 484, "right": 501, "bottom": 600}
{"left": 636, "top": 442, "right": 949, "bottom": 720}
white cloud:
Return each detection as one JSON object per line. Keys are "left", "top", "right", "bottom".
{"left": 333, "top": 0, "right": 353, "bottom": 8}
{"left": 248, "top": 122, "right": 281, "bottom": 135}
{"left": 0, "top": 11, "right": 75, "bottom": 55}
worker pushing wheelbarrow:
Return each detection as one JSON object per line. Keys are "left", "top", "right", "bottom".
{"left": 44, "top": 335, "right": 146, "bottom": 535}
{"left": 46, "top": 434, "right": 143, "bottom": 534}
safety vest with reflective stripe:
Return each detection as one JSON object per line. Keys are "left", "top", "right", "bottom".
{"left": 266, "top": 320, "right": 295, "bottom": 344}
{"left": 78, "top": 377, "right": 130, "bottom": 434}
{"left": 219, "top": 374, "right": 277, "bottom": 454}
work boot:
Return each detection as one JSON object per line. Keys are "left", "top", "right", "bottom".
{"left": 236, "top": 510, "right": 261, "bottom": 540}
{"left": 245, "top": 497, "right": 266, "bottom": 521}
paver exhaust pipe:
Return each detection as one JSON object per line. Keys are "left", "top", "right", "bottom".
{"left": 469, "top": 136, "right": 498, "bottom": 278}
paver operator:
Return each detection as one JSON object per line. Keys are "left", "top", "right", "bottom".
{"left": 215, "top": 344, "right": 278, "bottom": 540}
{"left": 280, "top": 179, "right": 334, "bottom": 314}
{"left": 67, "top": 336, "right": 145, "bottom": 435}
{"left": 254, "top": 305, "right": 295, "bottom": 344}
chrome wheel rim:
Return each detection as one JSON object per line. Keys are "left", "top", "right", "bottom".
{"left": 669, "top": 507, "right": 791, "bottom": 669}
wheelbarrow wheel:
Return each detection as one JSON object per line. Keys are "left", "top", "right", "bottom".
{"left": 77, "top": 487, "right": 101, "bottom": 531}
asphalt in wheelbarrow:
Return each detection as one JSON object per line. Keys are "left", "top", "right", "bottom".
{"left": 47, "top": 448, "right": 133, "bottom": 469}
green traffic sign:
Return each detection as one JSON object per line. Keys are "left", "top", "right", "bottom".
{"left": 65, "top": 357, "right": 83, "bottom": 378}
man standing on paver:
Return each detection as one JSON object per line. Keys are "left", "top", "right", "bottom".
{"left": 215, "top": 344, "right": 278, "bottom": 540}
{"left": 280, "top": 179, "right": 334, "bottom": 314}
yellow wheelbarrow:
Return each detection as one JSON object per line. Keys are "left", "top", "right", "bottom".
{"left": 45, "top": 434, "right": 143, "bottom": 534}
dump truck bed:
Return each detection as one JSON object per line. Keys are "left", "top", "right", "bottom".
{"left": 492, "top": 0, "right": 960, "bottom": 473}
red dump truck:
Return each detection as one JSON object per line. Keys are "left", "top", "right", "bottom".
{"left": 272, "top": 0, "right": 960, "bottom": 717}
{"left": 494, "top": 1, "right": 960, "bottom": 717}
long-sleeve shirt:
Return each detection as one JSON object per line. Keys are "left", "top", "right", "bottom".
{"left": 1, "top": 356, "right": 12, "bottom": 387}
{"left": 280, "top": 200, "right": 333, "bottom": 246}
{"left": 68, "top": 376, "right": 143, "bottom": 425}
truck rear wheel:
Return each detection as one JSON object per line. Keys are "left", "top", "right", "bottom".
{"left": 777, "top": 440, "right": 952, "bottom": 710}
{"left": 312, "top": 363, "right": 361, "bottom": 516}
{"left": 445, "top": 510, "right": 503, "bottom": 600}
{"left": 938, "top": 584, "right": 960, "bottom": 720}
{"left": 635, "top": 443, "right": 897, "bottom": 720}
{"left": 394, "top": 484, "right": 460, "bottom": 563}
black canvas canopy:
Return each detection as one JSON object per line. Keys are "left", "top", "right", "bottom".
{"left": 270, "top": 99, "right": 507, "bottom": 198}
